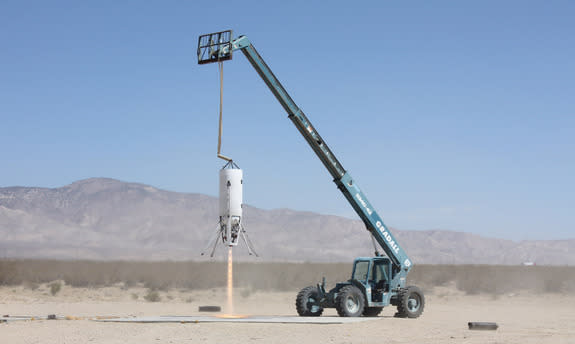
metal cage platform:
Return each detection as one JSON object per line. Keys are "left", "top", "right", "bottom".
{"left": 197, "top": 30, "right": 233, "bottom": 64}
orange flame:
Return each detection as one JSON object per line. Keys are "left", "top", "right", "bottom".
{"left": 216, "top": 314, "right": 249, "bottom": 319}
{"left": 227, "top": 247, "right": 234, "bottom": 315}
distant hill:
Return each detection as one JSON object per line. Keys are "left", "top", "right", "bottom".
{"left": 1, "top": 178, "right": 573, "bottom": 264}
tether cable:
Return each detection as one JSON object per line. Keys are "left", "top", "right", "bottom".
{"left": 217, "top": 61, "right": 232, "bottom": 162}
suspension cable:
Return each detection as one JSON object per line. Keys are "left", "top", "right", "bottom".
{"left": 217, "top": 61, "right": 232, "bottom": 162}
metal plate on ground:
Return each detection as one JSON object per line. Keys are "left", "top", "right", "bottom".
{"left": 95, "top": 316, "right": 377, "bottom": 324}
{"left": 1, "top": 315, "right": 66, "bottom": 322}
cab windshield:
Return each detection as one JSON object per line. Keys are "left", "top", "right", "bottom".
{"left": 372, "top": 260, "right": 389, "bottom": 282}
{"left": 352, "top": 261, "right": 370, "bottom": 282}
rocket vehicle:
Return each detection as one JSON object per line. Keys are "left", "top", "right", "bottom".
{"left": 202, "top": 161, "right": 257, "bottom": 257}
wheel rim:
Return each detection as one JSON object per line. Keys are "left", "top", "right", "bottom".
{"left": 307, "top": 297, "right": 320, "bottom": 313}
{"left": 345, "top": 295, "right": 359, "bottom": 313}
{"left": 407, "top": 293, "right": 420, "bottom": 312}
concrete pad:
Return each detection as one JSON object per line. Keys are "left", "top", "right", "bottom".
{"left": 95, "top": 315, "right": 378, "bottom": 324}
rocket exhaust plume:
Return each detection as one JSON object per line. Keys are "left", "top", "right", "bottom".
{"left": 227, "top": 247, "right": 233, "bottom": 314}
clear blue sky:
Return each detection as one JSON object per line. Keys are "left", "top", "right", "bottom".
{"left": 1, "top": 1, "right": 573, "bottom": 240}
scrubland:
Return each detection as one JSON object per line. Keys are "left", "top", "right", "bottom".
{"left": 1, "top": 259, "right": 574, "bottom": 294}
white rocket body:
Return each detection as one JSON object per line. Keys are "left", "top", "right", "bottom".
{"left": 219, "top": 167, "right": 243, "bottom": 246}
{"left": 202, "top": 162, "right": 256, "bottom": 257}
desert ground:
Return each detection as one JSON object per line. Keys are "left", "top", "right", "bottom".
{"left": 1, "top": 261, "right": 574, "bottom": 343}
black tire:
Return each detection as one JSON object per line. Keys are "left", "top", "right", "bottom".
{"left": 395, "top": 286, "right": 424, "bottom": 318}
{"left": 468, "top": 322, "right": 498, "bottom": 330}
{"left": 335, "top": 285, "right": 365, "bottom": 317}
{"left": 295, "top": 286, "right": 323, "bottom": 316}
{"left": 362, "top": 307, "right": 383, "bottom": 317}
{"left": 198, "top": 306, "right": 221, "bottom": 312}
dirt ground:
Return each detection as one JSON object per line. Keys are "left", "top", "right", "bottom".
{"left": 1, "top": 283, "right": 574, "bottom": 344}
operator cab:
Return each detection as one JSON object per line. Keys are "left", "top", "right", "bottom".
{"left": 351, "top": 257, "right": 391, "bottom": 302}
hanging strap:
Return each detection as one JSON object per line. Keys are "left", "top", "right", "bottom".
{"left": 217, "top": 61, "right": 232, "bottom": 162}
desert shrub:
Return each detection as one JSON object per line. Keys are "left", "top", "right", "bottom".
{"left": 144, "top": 289, "right": 161, "bottom": 302}
{"left": 49, "top": 281, "right": 62, "bottom": 296}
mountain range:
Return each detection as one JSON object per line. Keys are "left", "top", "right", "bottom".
{"left": 1, "top": 178, "right": 573, "bottom": 265}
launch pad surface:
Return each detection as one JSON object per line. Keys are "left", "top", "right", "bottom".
{"left": 94, "top": 315, "right": 377, "bottom": 324}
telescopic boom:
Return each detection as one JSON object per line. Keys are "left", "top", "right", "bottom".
{"left": 198, "top": 30, "right": 412, "bottom": 274}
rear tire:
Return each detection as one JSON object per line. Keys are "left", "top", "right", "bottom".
{"left": 362, "top": 307, "right": 383, "bottom": 317}
{"left": 395, "top": 286, "right": 424, "bottom": 318}
{"left": 296, "top": 286, "right": 323, "bottom": 316}
{"left": 335, "top": 285, "right": 365, "bottom": 317}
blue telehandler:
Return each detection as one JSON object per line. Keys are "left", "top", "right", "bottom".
{"left": 198, "top": 30, "right": 424, "bottom": 318}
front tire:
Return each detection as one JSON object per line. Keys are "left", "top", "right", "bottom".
{"left": 395, "top": 286, "right": 425, "bottom": 318}
{"left": 296, "top": 286, "right": 323, "bottom": 316}
{"left": 335, "top": 285, "right": 365, "bottom": 317}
